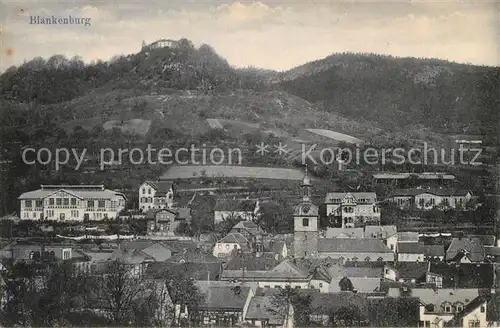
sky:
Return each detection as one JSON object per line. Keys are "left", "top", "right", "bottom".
{"left": 0, "top": 0, "right": 498, "bottom": 71}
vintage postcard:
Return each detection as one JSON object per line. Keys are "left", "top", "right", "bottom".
{"left": 0, "top": 0, "right": 498, "bottom": 327}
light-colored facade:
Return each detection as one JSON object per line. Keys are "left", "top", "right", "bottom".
{"left": 325, "top": 192, "right": 380, "bottom": 228}
{"left": 19, "top": 185, "right": 126, "bottom": 221}
{"left": 390, "top": 190, "right": 472, "bottom": 211}
{"left": 139, "top": 181, "right": 174, "bottom": 211}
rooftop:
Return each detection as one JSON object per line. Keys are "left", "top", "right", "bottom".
{"left": 318, "top": 238, "right": 393, "bottom": 254}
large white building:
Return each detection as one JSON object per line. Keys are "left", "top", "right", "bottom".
{"left": 18, "top": 185, "right": 126, "bottom": 221}
{"left": 389, "top": 189, "right": 472, "bottom": 210}
{"left": 324, "top": 192, "right": 381, "bottom": 228}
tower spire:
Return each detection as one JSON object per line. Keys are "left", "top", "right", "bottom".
{"left": 301, "top": 164, "right": 312, "bottom": 201}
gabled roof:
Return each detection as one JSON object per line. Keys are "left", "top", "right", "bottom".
{"left": 373, "top": 172, "right": 455, "bottom": 180}
{"left": 245, "top": 295, "right": 285, "bottom": 325}
{"left": 445, "top": 295, "right": 491, "bottom": 327}
{"left": 446, "top": 237, "right": 484, "bottom": 262}
{"left": 397, "top": 242, "right": 425, "bottom": 254}
{"left": 167, "top": 248, "right": 219, "bottom": 263}
{"left": 217, "top": 233, "right": 250, "bottom": 245}
{"left": 141, "top": 180, "right": 174, "bottom": 194}
{"left": 390, "top": 262, "right": 429, "bottom": 280}
{"left": 194, "top": 285, "right": 251, "bottom": 311}
{"left": 18, "top": 186, "right": 125, "bottom": 200}
{"left": 325, "top": 192, "right": 377, "bottom": 204}
{"left": 318, "top": 238, "right": 392, "bottom": 254}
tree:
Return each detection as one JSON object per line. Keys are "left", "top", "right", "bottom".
{"left": 96, "top": 260, "right": 153, "bottom": 325}
{"left": 164, "top": 265, "right": 204, "bottom": 325}
{"left": 339, "top": 277, "right": 354, "bottom": 291}
{"left": 269, "top": 286, "right": 312, "bottom": 327}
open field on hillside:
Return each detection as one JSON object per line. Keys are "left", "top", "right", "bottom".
{"left": 103, "top": 119, "right": 152, "bottom": 136}
{"left": 305, "top": 128, "right": 364, "bottom": 145}
{"left": 160, "top": 165, "right": 308, "bottom": 180}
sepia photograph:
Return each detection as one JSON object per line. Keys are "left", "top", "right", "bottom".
{"left": 0, "top": 0, "right": 499, "bottom": 327}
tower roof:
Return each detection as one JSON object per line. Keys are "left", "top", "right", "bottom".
{"left": 301, "top": 165, "right": 312, "bottom": 187}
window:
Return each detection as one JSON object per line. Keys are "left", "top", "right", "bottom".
{"left": 430, "top": 198, "right": 435, "bottom": 205}
{"left": 25, "top": 200, "right": 32, "bottom": 207}
{"left": 35, "top": 200, "right": 43, "bottom": 208}
{"left": 56, "top": 198, "right": 62, "bottom": 205}
{"left": 71, "top": 198, "right": 76, "bottom": 206}
{"left": 63, "top": 250, "right": 71, "bottom": 260}
{"left": 319, "top": 283, "right": 323, "bottom": 288}
{"left": 480, "top": 306, "right": 485, "bottom": 313}
{"left": 49, "top": 198, "right": 54, "bottom": 205}
{"left": 390, "top": 244, "right": 394, "bottom": 250}
{"left": 63, "top": 198, "right": 69, "bottom": 206}
{"left": 88, "top": 200, "right": 94, "bottom": 208}
{"left": 377, "top": 257, "right": 383, "bottom": 262}
{"left": 33, "top": 212, "right": 36, "bottom": 218}
{"left": 443, "top": 198, "right": 449, "bottom": 206}
{"left": 468, "top": 320, "right": 480, "bottom": 328}
{"left": 302, "top": 218, "right": 309, "bottom": 227}
{"left": 445, "top": 306, "right": 451, "bottom": 312}
{"left": 98, "top": 200, "right": 105, "bottom": 208}
{"left": 419, "top": 198, "right": 425, "bottom": 207}
{"left": 295, "top": 286, "right": 301, "bottom": 289}
{"left": 148, "top": 188, "right": 151, "bottom": 195}
{"left": 142, "top": 188, "right": 145, "bottom": 195}
{"left": 365, "top": 257, "right": 371, "bottom": 262}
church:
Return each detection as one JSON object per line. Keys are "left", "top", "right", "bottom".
{"left": 293, "top": 170, "right": 394, "bottom": 262}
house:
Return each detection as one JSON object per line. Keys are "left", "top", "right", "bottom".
{"left": 324, "top": 192, "right": 380, "bottom": 228}
{"left": 138, "top": 180, "right": 175, "bottom": 211}
{"left": 384, "top": 262, "right": 429, "bottom": 283}
{"left": 327, "top": 266, "right": 382, "bottom": 293}
{"left": 117, "top": 240, "right": 173, "bottom": 262}
{"left": 18, "top": 184, "right": 126, "bottom": 221}
{"left": 389, "top": 189, "right": 472, "bottom": 211}
{"left": 445, "top": 237, "right": 485, "bottom": 263}
{"left": 146, "top": 207, "right": 191, "bottom": 237}
{"left": 1, "top": 243, "right": 73, "bottom": 262}
{"left": 221, "top": 260, "right": 330, "bottom": 292}
{"left": 231, "top": 220, "right": 265, "bottom": 241}
{"left": 372, "top": 172, "right": 455, "bottom": 187}
{"left": 214, "top": 199, "right": 258, "bottom": 224}
{"left": 364, "top": 225, "right": 398, "bottom": 253}
{"left": 397, "top": 242, "right": 425, "bottom": 262}
{"left": 107, "top": 247, "right": 155, "bottom": 277}
{"left": 269, "top": 240, "right": 288, "bottom": 260}
{"left": 213, "top": 233, "right": 252, "bottom": 258}
{"left": 316, "top": 238, "right": 395, "bottom": 262}
{"left": 445, "top": 295, "right": 491, "bottom": 328}
{"left": 424, "top": 245, "right": 446, "bottom": 261}
{"left": 188, "top": 283, "right": 255, "bottom": 326}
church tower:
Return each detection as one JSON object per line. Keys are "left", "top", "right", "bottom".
{"left": 293, "top": 166, "right": 319, "bottom": 258}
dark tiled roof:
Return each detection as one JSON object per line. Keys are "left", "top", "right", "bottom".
{"left": 318, "top": 239, "right": 392, "bottom": 253}
{"left": 195, "top": 286, "right": 251, "bottom": 311}
{"left": 167, "top": 248, "right": 220, "bottom": 263}
{"left": 424, "top": 245, "right": 445, "bottom": 257}
{"left": 225, "top": 252, "right": 279, "bottom": 271}
{"left": 298, "top": 290, "right": 369, "bottom": 318}
{"left": 429, "top": 262, "right": 494, "bottom": 288}
{"left": 469, "top": 234, "right": 496, "bottom": 247}
{"left": 145, "top": 261, "right": 222, "bottom": 281}
{"left": 327, "top": 266, "right": 382, "bottom": 278}
{"left": 245, "top": 295, "right": 284, "bottom": 325}
{"left": 398, "top": 232, "right": 420, "bottom": 242}
{"left": 218, "top": 233, "right": 251, "bottom": 246}
{"left": 398, "top": 242, "right": 425, "bottom": 254}
{"left": 144, "top": 180, "right": 174, "bottom": 194}
{"left": 446, "top": 237, "right": 485, "bottom": 262}
{"left": 392, "top": 262, "right": 429, "bottom": 280}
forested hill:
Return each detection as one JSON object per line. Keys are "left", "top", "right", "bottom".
{"left": 278, "top": 53, "right": 500, "bottom": 137}
{"left": 0, "top": 39, "right": 267, "bottom": 106}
